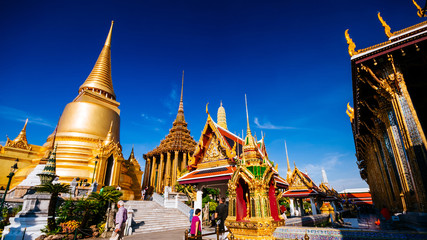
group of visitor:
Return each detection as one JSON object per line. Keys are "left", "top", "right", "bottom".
{"left": 189, "top": 197, "right": 229, "bottom": 239}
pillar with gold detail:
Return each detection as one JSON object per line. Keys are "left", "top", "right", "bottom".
{"left": 225, "top": 95, "right": 284, "bottom": 240}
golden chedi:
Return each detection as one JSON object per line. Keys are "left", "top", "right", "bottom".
{"left": 6, "top": 21, "right": 142, "bottom": 200}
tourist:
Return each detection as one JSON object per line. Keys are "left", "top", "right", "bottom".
{"left": 141, "top": 187, "right": 146, "bottom": 200}
{"left": 215, "top": 197, "right": 228, "bottom": 232}
{"left": 190, "top": 208, "right": 202, "bottom": 239}
{"left": 380, "top": 206, "right": 392, "bottom": 230}
{"left": 110, "top": 200, "right": 127, "bottom": 240}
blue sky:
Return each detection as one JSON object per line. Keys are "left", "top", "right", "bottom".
{"left": 0, "top": 0, "right": 422, "bottom": 191}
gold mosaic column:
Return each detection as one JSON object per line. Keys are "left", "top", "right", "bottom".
{"left": 165, "top": 152, "right": 171, "bottom": 186}
{"left": 172, "top": 151, "right": 179, "bottom": 187}
{"left": 157, "top": 155, "right": 164, "bottom": 192}
{"left": 150, "top": 156, "right": 156, "bottom": 188}
{"left": 142, "top": 158, "right": 150, "bottom": 188}
{"left": 181, "top": 152, "right": 187, "bottom": 171}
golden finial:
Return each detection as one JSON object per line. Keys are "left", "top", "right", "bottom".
{"left": 377, "top": 12, "right": 392, "bottom": 38}
{"left": 206, "top": 102, "right": 210, "bottom": 115}
{"left": 245, "top": 94, "right": 251, "bottom": 135}
{"left": 346, "top": 102, "right": 354, "bottom": 122}
{"left": 285, "top": 140, "right": 292, "bottom": 178}
{"left": 105, "top": 21, "right": 114, "bottom": 46}
{"left": 104, "top": 121, "right": 114, "bottom": 145}
{"left": 412, "top": 0, "right": 426, "bottom": 17}
{"left": 345, "top": 29, "right": 357, "bottom": 57}
{"left": 178, "top": 70, "right": 184, "bottom": 113}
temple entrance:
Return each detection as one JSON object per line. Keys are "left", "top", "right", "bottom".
{"left": 236, "top": 178, "right": 250, "bottom": 221}
{"left": 104, "top": 155, "right": 114, "bottom": 186}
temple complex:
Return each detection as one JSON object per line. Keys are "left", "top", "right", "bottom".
{"left": 142, "top": 73, "right": 197, "bottom": 193}
{"left": 0, "top": 22, "right": 143, "bottom": 200}
{"left": 345, "top": 9, "right": 427, "bottom": 212}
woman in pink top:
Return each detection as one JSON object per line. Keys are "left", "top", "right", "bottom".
{"left": 190, "top": 208, "right": 202, "bottom": 238}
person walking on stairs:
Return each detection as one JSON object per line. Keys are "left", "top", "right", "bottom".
{"left": 110, "top": 200, "right": 128, "bottom": 240}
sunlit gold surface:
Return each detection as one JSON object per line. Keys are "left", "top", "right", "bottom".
{"left": 345, "top": 29, "right": 358, "bottom": 57}
{"left": 1, "top": 22, "right": 142, "bottom": 200}
{"left": 217, "top": 101, "right": 228, "bottom": 130}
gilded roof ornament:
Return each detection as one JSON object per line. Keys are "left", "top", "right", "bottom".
{"left": 377, "top": 12, "right": 393, "bottom": 38}
{"left": 104, "top": 121, "right": 114, "bottom": 145}
{"left": 413, "top": 0, "right": 426, "bottom": 17}
{"left": 345, "top": 29, "right": 358, "bottom": 57}
{"left": 79, "top": 21, "right": 116, "bottom": 99}
{"left": 346, "top": 102, "right": 354, "bottom": 123}
{"left": 217, "top": 101, "right": 228, "bottom": 130}
{"left": 6, "top": 119, "right": 31, "bottom": 150}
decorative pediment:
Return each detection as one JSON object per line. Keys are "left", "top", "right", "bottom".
{"left": 192, "top": 115, "right": 237, "bottom": 168}
{"left": 5, "top": 137, "right": 31, "bottom": 151}
{"left": 288, "top": 168, "right": 314, "bottom": 190}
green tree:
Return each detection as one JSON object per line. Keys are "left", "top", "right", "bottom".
{"left": 36, "top": 183, "right": 70, "bottom": 232}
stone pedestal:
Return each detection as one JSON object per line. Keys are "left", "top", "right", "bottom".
{"left": 2, "top": 193, "right": 51, "bottom": 240}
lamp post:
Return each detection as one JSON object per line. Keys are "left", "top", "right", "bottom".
{"left": 0, "top": 159, "right": 19, "bottom": 215}
{"left": 92, "top": 155, "right": 99, "bottom": 183}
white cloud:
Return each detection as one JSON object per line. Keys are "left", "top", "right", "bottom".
{"left": 141, "top": 113, "right": 165, "bottom": 123}
{"left": 163, "top": 88, "right": 178, "bottom": 115}
{"left": 0, "top": 105, "right": 54, "bottom": 128}
{"left": 253, "top": 117, "right": 296, "bottom": 130}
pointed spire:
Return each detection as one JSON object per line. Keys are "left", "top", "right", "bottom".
{"left": 79, "top": 21, "right": 116, "bottom": 99}
{"left": 129, "top": 145, "right": 135, "bottom": 160}
{"left": 245, "top": 94, "right": 251, "bottom": 136}
{"left": 38, "top": 145, "right": 58, "bottom": 184}
{"left": 104, "top": 121, "right": 114, "bottom": 145}
{"left": 217, "top": 101, "right": 228, "bottom": 130}
{"left": 175, "top": 71, "right": 186, "bottom": 123}
{"left": 13, "top": 119, "right": 28, "bottom": 143}
{"left": 285, "top": 141, "right": 292, "bottom": 180}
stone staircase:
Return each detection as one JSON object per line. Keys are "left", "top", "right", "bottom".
{"left": 125, "top": 200, "right": 190, "bottom": 234}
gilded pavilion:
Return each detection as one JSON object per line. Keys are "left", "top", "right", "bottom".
{"left": 142, "top": 74, "right": 197, "bottom": 193}
{"left": 0, "top": 22, "right": 143, "bottom": 200}
{"left": 345, "top": 6, "right": 427, "bottom": 212}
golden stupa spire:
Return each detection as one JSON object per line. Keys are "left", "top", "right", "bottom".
{"left": 377, "top": 12, "right": 392, "bottom": 38}
{"left": 285, "top": 141, "right": 292, "bottom": 181}
{"left": 104, "top": 121, "right": 114, "bottom": 145}
{"left": 79, "top": 21, "right": 116, "bottom": 99}
{"left": 217, "top": 101, "right": 228, "bottom": 130}
{"left": 175, "top": 71, "right": 185, "bottom": 123}
{"left": 13, "top": 118, "right": 28, "bottom": 143}
{"left": 245, "top": 94, "right": 251, "bottom": 136}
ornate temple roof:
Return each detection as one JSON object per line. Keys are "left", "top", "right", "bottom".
{"left": 79, "top": 21, "right": 116, "bottom": 99}
{"left": 145, "top": 72, "right": 197, "bottom": 157}
{"left": 6, "top": 119, "right": 31, "bottom": 150}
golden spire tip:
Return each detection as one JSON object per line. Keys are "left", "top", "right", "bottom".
{"left": 245, "top": 94, "right": 251, "bottom": 134}
{"left": 105, "top": 21, "right": 114, "bottom": 47}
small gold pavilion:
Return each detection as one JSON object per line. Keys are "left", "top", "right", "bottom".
{"left": 142, "top": 74, "right": 197, "bottom": 193}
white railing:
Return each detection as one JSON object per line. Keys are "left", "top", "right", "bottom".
{"left": 152, "top": 192, "right": 164, "bottom": 207}
{"left": 176, "top": 197, "right": 191, "bottom": 217}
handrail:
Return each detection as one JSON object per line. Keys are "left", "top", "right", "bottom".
{"left": 152, "top": 192, "right": 164, "bottom": 206}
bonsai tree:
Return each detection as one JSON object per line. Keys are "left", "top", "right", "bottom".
{"left": 36, "top": 183, "right": 70, "bottom": 232}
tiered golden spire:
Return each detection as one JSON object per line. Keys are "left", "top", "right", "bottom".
{"left": 79, "top": 21, "right": 116, "bottom": 99}
{"left": 104, "top": 121, "right": 114, "bottom": 145}
{"left": 176, "top": 70, "right": 185, "bottom": 122}
{"left": 145, "top": 72, "right": 196, "bottom": 156}
{"left": 217, "top": 101, "right": 228, "bottom": 130}
{"left": 285, "top": 141, "right": 292, "bottom": 181}
{"left": 6, "top": 119, "right": 30, "bottom": 150}
{"left": 13, "top": 119, "right": 28, "bottom": 143}
{"left": 243, "top": 95, "right": 261, "bottom": 161}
